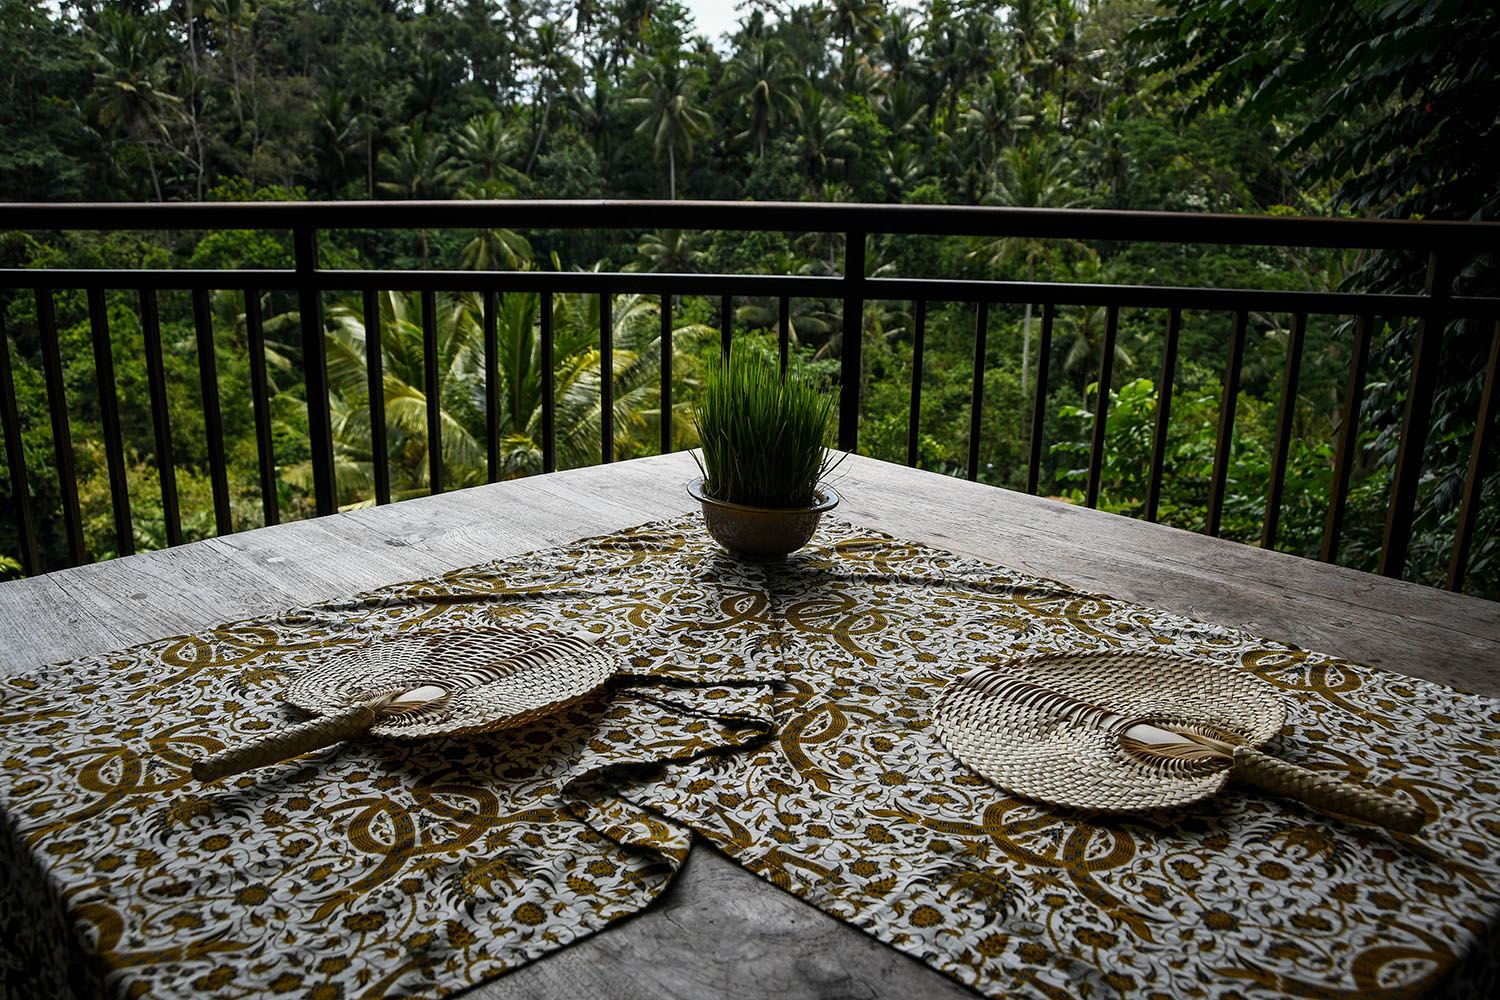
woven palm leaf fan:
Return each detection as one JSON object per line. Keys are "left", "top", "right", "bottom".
{"left": 192, "top": 626, "right": 616, "bottom": 783}
{"left": 933, "top": 651, "right": 1425, "bottom": 834}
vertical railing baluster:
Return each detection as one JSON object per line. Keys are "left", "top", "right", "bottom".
{"left": 0, "top": 310, "right": 40, "bottom": 575}
{"left": 362, "top": 289, "right": 390, "bottom": 505}
{"left": 1323, "top": 314, "right": 1373, "bottom": 563}
{"left": 600, "top": 290, "right": 613, "bottom": 465}
{"left": 839, "top": 230, "right": 866, "bottom": 453}
{"left": 245, "top": 287, "right": 279, "bottom": 526}
{"left": 1205, "top": 309, "right": 1247, "bottom": 537}
{"left": 906, "top": 298, "right": 927, "bottom": 468}
{"left": 967, "top": 300, "right": 989, "bottom": 482}
{"left": 88, "top": 287, "right": 132, "bottom": 556}
{"left": 1381, "top": 252, "right": 1451, "bottom": 578}
{"left": 660, "top": 292, "right": 673, "bottom": 455}
{"left": 484, "top": 289, "right": 499, "bottom": 483}
{"left": 1085, "top": 305, "right": 1120, "bottom": 509}
{"left": 422, "top": 288, "right": 442, "bottom": 495}
{"left": 193, "top": 287, "right": 231, "bottom": 536}
{"left": 542, "top": 291, "right": 556, "bottom": 474}
{"left": 139, "top": 288, "right": 181, "bottom": 546}
{"left": 1025, "top": 302, "right": 1056, "bottom": 495}
{"left": 294, "top": 228, "right": 336, "bottom": 515}
{"left": 720, "top": 294, "right": 732, "bottom": 356}
{"left": 1144, "top": 308, "right": 1182, "bottom": 523}
{"left": 1446, "top": 319, "right": 1500, "bottom": 591}
{"left": 778, "top": 295, "right": 790, "bottom": 375}
{"left": 1261, "top": 312, "right": 1307, "bottom": 551}
{"left": 37, "top": 287, "right": 84, "bottom": 565}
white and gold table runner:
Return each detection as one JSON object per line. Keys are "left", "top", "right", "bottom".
{"left": 2, "top": 516, "right": 1497, "bottom": 998}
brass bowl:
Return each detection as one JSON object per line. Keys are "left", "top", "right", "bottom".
{"left": 687, "top": 478, "right": 840, "bottom": 561}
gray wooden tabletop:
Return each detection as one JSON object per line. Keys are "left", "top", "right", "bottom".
{"left": 3, "top": 451, "right": 1496, "bottom": 999}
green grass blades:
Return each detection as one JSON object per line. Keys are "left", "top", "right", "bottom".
{"left": 692, "top": 340, "right": 836, "bottom": 508}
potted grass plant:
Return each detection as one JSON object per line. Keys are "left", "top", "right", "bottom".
{"left": 688, "top": 340, "right": 842, "bottom": 560}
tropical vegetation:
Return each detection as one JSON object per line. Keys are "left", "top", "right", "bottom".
{"left": 0, "top": 0, "right": 1495, "bottom": 597}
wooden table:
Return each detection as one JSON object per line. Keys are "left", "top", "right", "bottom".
{"left": 3, "top": 451, "right": 1496, "bottom": 999}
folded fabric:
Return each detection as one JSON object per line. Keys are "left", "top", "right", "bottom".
{"left": 0, "top": 521, "right": 780, "bottom": 999}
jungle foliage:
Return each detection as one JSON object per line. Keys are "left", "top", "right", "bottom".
{"left": 0, "top": 0, "right": 1495, "bottom": 596}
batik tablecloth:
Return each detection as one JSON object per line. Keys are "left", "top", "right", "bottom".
{"left": 3, "top": 516, "right": 1498, "bottom": 999}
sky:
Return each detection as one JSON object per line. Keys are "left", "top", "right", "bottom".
{"left": 680, "top": 0, "right": 745, "bottom": 45}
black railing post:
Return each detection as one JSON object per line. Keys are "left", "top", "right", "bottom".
{"left": 1262, "top": 313, "right": 1307, "bottom": 551}
{"left": 1205, "top": 309, "right": 1247, "bottom": 537}
{"left": 967, "top": 301, "right": 989, "bottom": 481}
{"left": 363, "top": 289, "right": 391, "bottom": 505}
{"left": 839, "top": 230, "right": 866, "bottom": 453}
{"left": 37, "top": 287, "right": 85, "bottom": 566}
{"left": 484, "top": 290, "right": 500, "bottom": 483}
{"left": 1381, "top": 252, "right": 1451, "bottom": 579}
{"left": 1144, "top": 308, "right": 1181, "bottom": 523}
{"left": 0, "top": 311, "right": 39, "bottom": 575}
{"left": 193, "top": 287, "right": 232, "bottom": 536}
{"left": 294, "top": 227, "right": 336, "bottom": 515}
{"left": 1446, "top": 320, "right": 1500, "bottom": 591}
{"left": 778, "top": 295, "right": 791, "bottom": 375}
{"left": 1025, "top": 302, "right": 1056, "bottom": 495}
{"left": 88, "top": 287, "right": 132, "bottom": 556}
{"left": 542, "top": 291, "right": 556, "bottom": 474}
{"left": 1085, "top": 305, "right": 1120, "bottom": 509}
{"left": 660, "top": 293, "right": 673, "bottom": 455}
{"left": 601, "top": 291, "right": 614, "bottom": 465}
{"left": 245, "top": 288, "right": 279, "bottom": 526}
{"left": 907, "top": 298, "right": 927, "bottom": 469}
{"left": 139, "top": 288, "right": 181, "bottom": 546}
{"left": 1323, "top": 315, "right": 1373, "bottom": 564}
{"left": 422, "top": 289, "right": 442, "bottom": 494}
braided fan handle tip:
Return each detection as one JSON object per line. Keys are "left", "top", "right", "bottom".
{"left": 1232, "top": 746, "right": 1425, "bottom": 835}
{"left": 191, "top": 703, "right": 378, "bottom": 783}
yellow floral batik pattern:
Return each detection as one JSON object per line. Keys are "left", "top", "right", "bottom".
{"left": 2, "top": 516, "right": 1499, "bottom": 999}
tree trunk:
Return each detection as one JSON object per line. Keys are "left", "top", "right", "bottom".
{"left": 668, "top": 143, "right": 676, "bottom": 200}
{"left": 144, "top": 139, "right": 163, "bottom": 201}
{"left": 525, "top": 95, "right": 551, "bottom": 176}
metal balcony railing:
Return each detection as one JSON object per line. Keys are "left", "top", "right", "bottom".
{"left": 1, "top": 200, "right": 1496, "bottom": 591}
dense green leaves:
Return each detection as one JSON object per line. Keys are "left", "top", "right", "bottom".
{"left": 0, "top": 0, "right": 1495, "bottom": 597}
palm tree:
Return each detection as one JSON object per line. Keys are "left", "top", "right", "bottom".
{"left": 923, "top": 7, "right": 994, "bottom": 126}
{"left": 89, "top": 8, "right": 181, "bottom": 200}
{"left": 568, "top": 59, "right": 620, "bottom": 166}
{"left": 457, "top": 181, "right": 534, "bottom": 271}
{"left": 522, "top": 21, "right": 581, "bottom": 175}
{"left": 451, "top": 111, "right": 529, "bottom": 192}
{"left": 792, "top": 91, "right": 857, "bottom": 195}
{"left": 625, "top": 54, "right": 712, "bottom": 200}
{"left": 293, "top": 284, "right": 715, "bottom": 497}
{"left": 287, "top": 290, "right": 487, "bottom": 502}
{"left": 1053, "top": 254, "right": 1135, "bottom": 403}
{"left": 378, "top": 123, "right": 457, "bottom": 263}
{"left": 972, "top": 140, "right": 1087, "bottom": 397}
{"left": 627, "top": 230, "right": 705, "bottom": 273}
{"left": 958, "top": 73, "right": 1034, "bottom": 190}
{"left": 723, "top": 40, "right": 802, "bottom": 161}
{"left": 878, "top": 9, "right": 920, "bottom": 83}
{"left": 881, "top": 143, "right": 928, "bottom": 198}
{"left": 1009, "top": 0, "right": 1057, "bottom": 85}
{"left": 875, "top": 78, "right": 927, "bottom": 146}
{"left": 826, "top": 0, "right": 886, "bottom": 82}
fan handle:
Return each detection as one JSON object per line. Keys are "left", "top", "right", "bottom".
{"left": 191, "top": 703, "right": 377, "bottom": 783}
{"left": 1232, "top": 746, "right": 1425, "bottom": 834}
